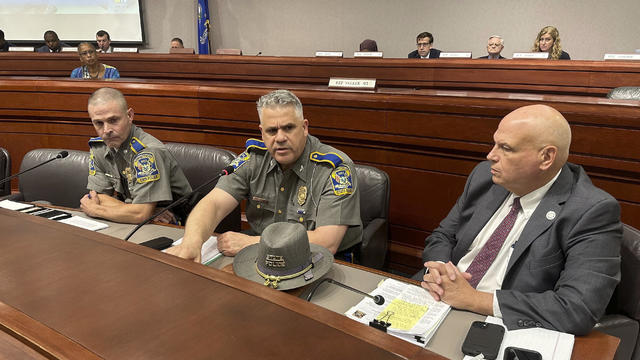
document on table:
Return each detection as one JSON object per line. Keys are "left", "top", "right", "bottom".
{"left": 0, "top": 199, "right": 34, "bottom": 211}
{"left": 345, "top": 278, "right": 450, "bottom": 347}
{"left": 164, "top": 236, "right": 219, "bottom": 264}
{"left": 58, "top": 216, "right": 109, "bottom": 231}
{"left": 462, "top": 316, "right": 574, "bottom": 360}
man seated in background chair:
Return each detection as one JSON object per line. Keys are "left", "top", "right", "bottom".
{"left": 478, "top": 35, "right": 506, "bottom": 59}
{"left": 167, "top": 89, "right": 362, "bottom": 261}
{"left": 36, "top": 30, "right": 68, "bottom": 53}
{"left": 418, "top": 104, "right": 621, "bottom": 335}
{"left": 96, "top": 30, "right": 113, "bottom": 53}
{"left": 170, "top": 37, "right": 184, "bottom": 49}
{"left": 408, "top": 31, "right": 440, "bottom": 59}
{"left": 80, "top": 88, "right": 192, "bottom": 224}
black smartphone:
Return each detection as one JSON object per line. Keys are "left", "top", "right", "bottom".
{"left": 504, "top": 347, "right": 542, "bottom": 360}
{"left": 461, "top": 321, "right": 505, "bottom": 360}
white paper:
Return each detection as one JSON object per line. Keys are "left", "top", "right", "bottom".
{"left": 58, "top": 215, "right": 109, "bottom": 231}
{"left": 165, "top": 236, "right": 219, "bottom": 264}
{"left": 0, "top": 200, "right": 34, "bottom": 211}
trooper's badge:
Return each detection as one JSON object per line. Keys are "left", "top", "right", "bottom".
{"left": 297, "top": 185, "right": 307, "bottom": 206}
{"left": 330, "top": 165, "right": 353, "bottom": 196}
{"left": 134, "top": 153, "right": 160, "bottom": 183}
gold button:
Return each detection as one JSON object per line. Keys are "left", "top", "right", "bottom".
{"left": 299, "top": 217, "right": 304, "bottom": 222}
{"left": 257, "top": 204, "right": 261, "bottom": 209}
{"left": 277, "top": 209, "right": 282, "bottom": 214}
{"left": 280, "top": 187, "right": 285, "bottom": 192}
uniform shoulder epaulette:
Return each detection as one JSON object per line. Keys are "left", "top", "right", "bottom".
{"left": 88, "top": 137, "right": 103, "bottom": 146}
{"left": 310, "top": 151, "right": 344, "bottom": 168}
{"left": 245, "top": 138, "right": 267, "bottom": 153}
{"left": 130, "top": 137, "right": 147, "bottom": 154}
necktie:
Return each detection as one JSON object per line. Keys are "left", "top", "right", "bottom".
{"left": 466, "top": 197, "right": 521, "bottom": 289}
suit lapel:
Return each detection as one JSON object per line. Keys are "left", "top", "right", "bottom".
{"left": 506, "top": 165, "right": 573, "bottom": 274}
{"left": 452, "top": 184, "right": 509, "bottom": 262}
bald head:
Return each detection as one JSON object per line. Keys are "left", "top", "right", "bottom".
{"left": 88, "top": 87, "right": 128, "bottom": 113}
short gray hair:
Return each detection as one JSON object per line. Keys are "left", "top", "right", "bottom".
{"left": 488, "top": 35, "right": 504, "bottom": 46}
{"left": 88, "top": 87, "right": 128, "bottom": 113}
{"left": 256, "top": 90, "right": 303, "bottom": 120}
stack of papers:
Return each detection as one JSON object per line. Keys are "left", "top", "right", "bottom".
{"left": 0, "top": 199, "right": 34, "bottom": 211}
{"left": 345, "top": 278, "right": 450, "bottom": 347}
{"left": 164, "top": 236, "right": 220, "bottom": 265}
{"left": 58, "top": 216, "right": 109, "bottom": 231}
{"left": 462, "top": 316, "right": 574, "bottom": 360}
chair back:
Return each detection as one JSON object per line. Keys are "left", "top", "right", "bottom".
{"left": 0, "top": 147, "right": 10, "bottom": 196}
{"left": 164, "top": 142, "right": 240, "bottom": 232}
{"left": 17, "top": 149, "right": 90, "bottom": 208}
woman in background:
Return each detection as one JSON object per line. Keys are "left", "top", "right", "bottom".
{"left": 532, "top": 26, "right": 570, "bottom": 60}
{"left": 70, "top": 42, "right": 120, "bottom": 79}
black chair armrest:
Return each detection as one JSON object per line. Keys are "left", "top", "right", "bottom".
{"left": 360, "top": 217, "right": 388, "bottom": 269}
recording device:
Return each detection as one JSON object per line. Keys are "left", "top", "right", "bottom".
{"left": 0, "top": 151, "right": 68, "bottom": 185}
{"left": 461, "top": 321, "right": 505, "bottom": 360}
{"left": 126, "top": 165, "right": 235, "bottom": 247}
{"left": 504, "top": 347, "right": 542, "bottom": 360}
{"left": 305, "top": 277, "right": 385, "bottom": 305}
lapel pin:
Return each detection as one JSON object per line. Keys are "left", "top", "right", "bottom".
{"left": 546, "top": 211, "right": 556, "bottom": 220}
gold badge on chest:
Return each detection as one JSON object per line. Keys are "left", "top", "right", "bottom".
{"left": 122, "top": 167, "right": 134, "bottom": 183}
{"left": 297, "top": 185, "right": 307, "bottom": 206}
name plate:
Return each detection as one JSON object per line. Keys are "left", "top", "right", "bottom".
{"left": 603, "top": 53, "right": 640, "bottom": 60}
{"left": 315, "top": 51, "right": 343, "bottom": 58}
{"left": 9, "top": 47, "right": 34, "bottom": 52}
{"left": 113, "top": 47, "right": 138, "bottom": 53}
{"left": 439, "top": 52, "right": 472, "bottom": 58}
{"left": 328, "top": 77, "right": 376, "bottom": 90}
{"left": 353, "top": 51, "right": 383, "bottom": 58}
{"left": 62, "top": 47, "right": 78, "bottom": 52}
{"left": 512, "top": 52, "right": 548, "bottom": 59}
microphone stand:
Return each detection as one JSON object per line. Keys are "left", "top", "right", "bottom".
{"left": 306, "top": 278, "right": 385, "bottom": 305}
{"left": 123, "top": 166, "right": 233, "bottom": 242}
{"left": 0, "top": 151, "right": 68, "bottom": 186}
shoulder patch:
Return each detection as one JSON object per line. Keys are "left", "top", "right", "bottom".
{"left": 245, "top": 138, "right": 267, "bottom": 153}
{"left": 229, "top": 151, "right": 250, "bottom": 171}
{"left": 89, "top": 151, "right": 96, "bottom": 176}
{"left": 330, "top": 165, "right": 354, "bottom": 196}
{"left": 130, "top": 137, "right": 147, "bottom": 154}
{"left": 133, "top": 152, "right": 160, "bottom": 184}
{"left": 310, "top": 152, "right": 344, "bottom": 168}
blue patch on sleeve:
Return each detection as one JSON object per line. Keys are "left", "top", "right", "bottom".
{"left": 134, "top": 152, "right": 160, "bottom": 183}
{"left": 330, "top": 165, "right": 353, "bottom": 195}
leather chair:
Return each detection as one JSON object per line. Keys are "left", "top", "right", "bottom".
{"left": 595, "top": 224, "right": 640, "bottom": 360}
{"left": 607, "top": 87, "right": 640, "bottom": 100}
{"left": 0, "top": 147, "right": 10, "bottom": 196}
{"left": 7, "top": 149, "right": 89, "bottom": 208}
{"left": 164, "top": 142, "right": 241, "bottom": 233}
{"left": 354, "top": 164, "right": 390, "bottom": 269}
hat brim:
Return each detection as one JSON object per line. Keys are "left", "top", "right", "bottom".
{"left": 233, "top": 243, "right": 333, "bottom": 291}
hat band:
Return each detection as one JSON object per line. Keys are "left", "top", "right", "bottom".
{"left": 255, "top": 262, "right": 313, "bottom": 289}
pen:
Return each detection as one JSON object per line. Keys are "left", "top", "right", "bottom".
{"left": 203, "top": 253, "right": 224, "bottom": 266}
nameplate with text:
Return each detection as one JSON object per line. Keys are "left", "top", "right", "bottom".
{"left": 315, "top": 51, "right": 343, "bottom": 58}
{"left": 9, "top": 47, "right": 34, "bottom": 52}
{"left": 512, "top": 52, "right": 548, "bottom": 59}
{"left": 113, "top": 47, "right": 139, "bottom": 53}
{"left": 439, "top": 52, "right": 472, "bottom": 58}
{"left": 353, "top": 51, "right": 383, "bottom": 58}
{"left": 604, "top": 53, "right": 640, "bottom": 61}
{"left": 62, "top": 47, "right": 78, "bottom": 52}
{"left": 328, "top": 77, "right": 376, "bottom": 90}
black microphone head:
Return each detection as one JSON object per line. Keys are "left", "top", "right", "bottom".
{"left": 57, "top": 151, "right": 69, "bottom": 159}
{"left": 373, "top": 295, "right": 385, "bottom": 305}
{"left": 222, "top": 165, "right": 234, "bottom": 175}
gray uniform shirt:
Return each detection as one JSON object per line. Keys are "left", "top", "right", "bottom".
{"left": 87, "top": 125, "right": 192, "bottom": 207}
{"left": 216, "top": 135, "right": 363, "bottom": 251}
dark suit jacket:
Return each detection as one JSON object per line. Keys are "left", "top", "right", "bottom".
{"left": 408, "top": 48, "right": 441, "bottom": 59}
{"left": 35, "top": 42, "right": 69, "bottom": 53}
{"left": 477, "top": 55, "right": 506, "bottom": 59}
{"left": 422, "top": 161, "right": 621, "bottom": 335}
{"left": 558, "top": 50, "right": 571, "bottom": 60}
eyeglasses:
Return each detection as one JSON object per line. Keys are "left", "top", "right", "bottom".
{"left": 416, "top": 42, "right": 432, "bottom": 48}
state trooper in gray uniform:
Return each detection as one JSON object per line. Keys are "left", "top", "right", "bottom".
{"left": 80, "top": 88, "right": 191, "bottom": 224}
{"left": 167, "top": 89, "right": 362, "bottom": 261}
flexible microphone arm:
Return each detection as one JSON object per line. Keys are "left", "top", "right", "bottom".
{"left": 123, "top": 165, "right": 235, "bottom": 241}
{"left": 306, "top": 277, "right": 385, "bottom": 305}
{"left": 0, "top": 151, "right": 69, "bottom": 186}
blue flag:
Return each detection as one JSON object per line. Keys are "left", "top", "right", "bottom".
{"left": 197, "top": 0, "right": 211, "bottom": 54}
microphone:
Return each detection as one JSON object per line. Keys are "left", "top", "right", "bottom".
{"left": 306, "top": 278, "right": 385, "bottom": 305}
{"left": 0, "top": 151, "right": 69, "bottom": 186}
{"left": 255, "top": 51, "right": 262, "bottom": 56}
{"left": 124, "top": 165, "right": 235, "bottom": 245}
